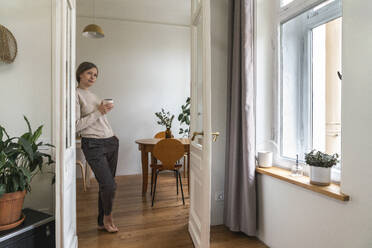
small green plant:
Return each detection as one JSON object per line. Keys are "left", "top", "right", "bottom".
{"left": 178, "top": 97, "right": 190, "bottom": 137}
{"left": 155, "top": 108, "right": 175, "bottom": 129}
{"left": 304, "top": 150, "right": 339, "bottom": 168}
{"left": 0, "top": 116, "right": 54, "bottom": 197}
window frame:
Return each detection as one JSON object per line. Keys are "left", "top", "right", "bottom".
{"left": 274, "top": 0, "right": 342, "bottom": 181}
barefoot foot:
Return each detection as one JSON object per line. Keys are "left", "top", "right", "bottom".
{"left": 103, "top": 215, "right": 119, "bottom": 233}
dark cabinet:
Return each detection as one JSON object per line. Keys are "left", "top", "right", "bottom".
{"left": 0, "top": 209, "right": 55, "bottom": 248}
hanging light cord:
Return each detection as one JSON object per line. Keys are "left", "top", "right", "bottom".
{"left": 93, "top": 0, "right": 95, "bottom": 24}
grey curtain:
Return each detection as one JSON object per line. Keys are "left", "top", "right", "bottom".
{"left": 224, "top": 0, "right": 256, "bottom": 236}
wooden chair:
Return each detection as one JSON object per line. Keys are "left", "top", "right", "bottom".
{"left": 151, "top": 132, "right": 187, "bottom": 194}
{"left": 151, "top": 132, "right": 176, "bottom": 193}
{"left": 151, "top": 139, "right": 185, "bottom": 207}
{"left": 76, "top": 137, "right": 88, "bottom": 192}
{"left": 76, "top": 161, "right": 87, "bottom": 192}
{"left": 154, "top": 132, "right": 187, "bottom": 176}
{"left": 76, "top": 137, "right": 92, "bottom": 192}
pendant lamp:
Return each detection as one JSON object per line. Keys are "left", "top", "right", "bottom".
{"left": 82, "top": 0, "right": 104, "bottom": 38}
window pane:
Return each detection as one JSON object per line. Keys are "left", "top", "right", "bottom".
{"left": 312, "top": 17, "right": 342, "bottom": 166}
{"left": 313, "top": 0, "right": 336, "bottom": 11}
{"left": 312, "top": 24, "right": 326, "bottom": 152}
{"left": 281, "top": 0, "right": 294, "bottom": 7}
{"left": 281, "top": 10, "right": 311, "bottom": 161}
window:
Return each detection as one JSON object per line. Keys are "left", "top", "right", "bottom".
{"left": 278, "top": 0, "right": 342, "bottom": 174}
{"left": 281, "top": 0, "right": 295, "bottom": 7}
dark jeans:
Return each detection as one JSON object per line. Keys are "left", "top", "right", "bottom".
{"left": 81, "top": 136, "right": 119, "bottom": 226}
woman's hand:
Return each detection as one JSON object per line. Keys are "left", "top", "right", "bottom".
{"left": 98, "top": 102, "right": 114, "bottom": 115}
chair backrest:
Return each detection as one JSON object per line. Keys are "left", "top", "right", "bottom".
{"left": 154, "top": 131, "right": 174, "bottom": 139}
{"left": 153, "top": 138, "right": 184, "bottom": 170}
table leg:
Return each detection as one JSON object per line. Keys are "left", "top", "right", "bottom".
{"left": 151, "top": 154, "right": 157, "bottom": 165}
{"left": 183, "top": 155, "right": 186, "bottom": 178}
{"left": 187, "top": 152, "right": 190, "bottom": 193}
{"left": 141, "top": 150, "right": 149, "bottom": 195}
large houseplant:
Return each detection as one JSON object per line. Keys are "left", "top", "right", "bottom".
{"left": 305, "top": 150, "right": 338, "bottom": 186}
{"left": 155, "top": 108, "right": 175, "bottom": 138}
{"left": 0, "top": 116, "right": 54, "bottom": 230}
{"left": 178, "top": 97, "right": 190, "bottom": 137}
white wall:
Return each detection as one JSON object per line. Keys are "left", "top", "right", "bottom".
{"left": 76, "top": 17, "right": 190, "bottom": 175}
{"left": 210, "top": 0, "right": 228, "bottom": 226}
{"left": 77, "top": 0, "right": 190, "bottom": 26}
{"left": 256, "top": 0, "right": 372, "bottom": 247}
{"left": 0, "top": 0, "right": 54, "bottom": 213}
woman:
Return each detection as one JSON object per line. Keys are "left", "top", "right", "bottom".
{"left": 76, "top": 62, "right": 119, "bottom": 233}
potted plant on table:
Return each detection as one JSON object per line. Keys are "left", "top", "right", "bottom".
{"left": 305, "top": 150, "right": 339, "bottom": 186}
{"left": 155, "top": 108, "right": 175, "bottom": 138}
{"left": 0, "top": 116, "right": 54, "bottom": 231}
{"left": 178, "top": 97, "right": 190, "bottom": 137}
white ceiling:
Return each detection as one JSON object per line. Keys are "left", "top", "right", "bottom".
{"left": 77, "top": 0, "right": 191, "bottom": 26}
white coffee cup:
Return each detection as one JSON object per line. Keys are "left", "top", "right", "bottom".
{"left": 103, "top": 99, "right": 114, "bottom": 105}
{"left": 257, "top": 151, "right": 273, "bottom": 168}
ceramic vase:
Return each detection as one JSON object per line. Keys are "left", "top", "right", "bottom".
{"left": 165, "top": 128, "right": 172, "bottom": 138}
{"left": 309, "top": 166, "right": 331, "bottom": 186}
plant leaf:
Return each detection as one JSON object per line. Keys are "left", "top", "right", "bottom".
{"left": 19, "top": 137, "right": 34, "bottom": 161}
{"left": 0, "top": 125, "right": 10, "bottom": 140}
{"left": 12, "top": 177, "right": 19, "bottom": 192}
{"left": 19, "top": 175, "right": 25, "bottom": 190}
{"left": 41, "top": 143, "right": 55, "bottom": 148}
{"left": 32, "top": 125, "right": 43, "bottom": 143}
{"left": 23, "top": 116, "right": 32, "bottom": 134}
{"left": 19, "top": 166, "right": 31, "bottom": 180}
{"left": 21, "top": 132, "right": 31, "bottom": 141}
{"left": 0, "top": 184, "right": 6, "bottom": 198}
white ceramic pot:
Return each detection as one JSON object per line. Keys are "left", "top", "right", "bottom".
{"left": 309, "top": 166, "right": 331, "bottom": 186}
{"left": 257, "top": 151, "right": 273, "bottom": 168}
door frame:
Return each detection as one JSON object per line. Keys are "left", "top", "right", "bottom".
{"left": 52, "top": 0, "right": 78, "bottom": 247}
{"left": 52, "top": 0, "right": 206, "bottom": 247}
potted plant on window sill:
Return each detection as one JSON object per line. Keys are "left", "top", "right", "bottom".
{"left": 304, "top": 150, "right": 339, "bottom": 186}
{"left": 0, "top": 116, "right": 54, "bottom": 231}
{"left": 155, "top": 108, "right": 175, "bottom": 138}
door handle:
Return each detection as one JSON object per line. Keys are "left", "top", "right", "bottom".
{"left": 212, "top": 132, "right": 220, "bottom": 142}
{"left": 191, "top": 131, "right": 220, "bottom": 142}
{"left": 191, "top": 131, "right": 204, "bottom": 141}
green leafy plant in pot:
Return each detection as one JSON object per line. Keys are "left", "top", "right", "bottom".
{"left": 304, "top": 150, "right": 339, "bottom": 186}
{"left": 178, "top": 97, "right": 190, "bottom": 137}
{"left": 0, "top": 116, "right": 54, "bottom": 231}
{"left": 155, "top": 109, "right": 175, "bottom": 138}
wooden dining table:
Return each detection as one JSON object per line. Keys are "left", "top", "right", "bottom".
{"left": 135, "top": 138, "right": 190, "bottom": 195}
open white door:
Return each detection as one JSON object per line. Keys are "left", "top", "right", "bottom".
{"left": 188, "top": 0, "right": 212, "bottom": 247}
{"left": 53, "top": 0, "right": 77, "bottom": 247}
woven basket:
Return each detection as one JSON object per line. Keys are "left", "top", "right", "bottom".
{"left": 0, "top": 190, "right": 26, "bottom": 228}
{"left": 0, "top": 24, "right": 18, "bottom": 64}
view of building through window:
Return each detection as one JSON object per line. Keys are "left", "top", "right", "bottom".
{"left": 280, "top": 0, "right": 342, "bottom": 165}
{"left": 312, "top": 17, "right": 342, "bottom": 168}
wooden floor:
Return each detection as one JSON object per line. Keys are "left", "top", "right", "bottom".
{"left": 77, "top": 173, "right": 267, "bottom": 248}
